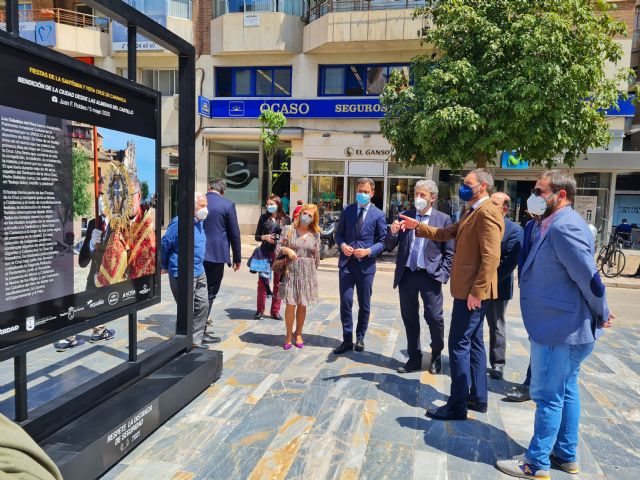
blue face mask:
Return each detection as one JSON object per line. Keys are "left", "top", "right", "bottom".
{"left": 266, "top": 204, "right": 277, "bottom": 213}
{"left": 458, "top": 184, "right": 477, "bottom": 202}
{"left": 356, "top": 192, "right": 370, "bottom": 206}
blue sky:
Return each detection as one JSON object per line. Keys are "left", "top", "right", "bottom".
{"left": 98, "top": 127, "right": 156, "bottom": 197}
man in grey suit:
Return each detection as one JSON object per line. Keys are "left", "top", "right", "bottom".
{"left": 203, "top": 179, "right": 241, "bottom": 336}
{"left": 387, "top": 180, "right": 454, "bottom": 374}
{"left": 497, "top": 170, "right": 614, "bottom": 479}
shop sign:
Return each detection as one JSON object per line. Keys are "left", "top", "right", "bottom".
{"left": 112, "top": 16, "right": 166, "bottom": 51}
{"left": 199, "top": 97, "right": 387, "bottom": 119}
{"left": 574, "top": 196, "right": 598, "bottom": 223}
{"left": 344, "top": 146, "right": 392, "bottom": 158}
{"left": 501, "top": 151, "right": 529, "bottom": 170}
{"left": 0, "top": 21, "right": 56, "bottom": 46}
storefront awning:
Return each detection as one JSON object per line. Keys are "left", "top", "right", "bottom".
{"left": 201, "top": 127, "right": 304, "bottom": 141}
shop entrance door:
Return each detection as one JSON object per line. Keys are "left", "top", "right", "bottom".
{"left": 498, "top": 179, "right": 536, "bottom": 226}
{"left": 347, "top": 176, "right": 385, "bottom": 211}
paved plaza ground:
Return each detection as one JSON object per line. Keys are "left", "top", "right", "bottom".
{"left": 1, "top": 261, "right": 639, "bottom": 479}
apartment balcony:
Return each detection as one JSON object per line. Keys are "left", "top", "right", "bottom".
{"left": 304, "top": 0, "right": 427, "bottom": 53}
{"left": 212, "top": 0, "right": 305, "bottom": 54}
{"left": 0, "top": 8, "right": 111, "bottom": 57}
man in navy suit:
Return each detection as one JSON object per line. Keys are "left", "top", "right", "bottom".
{"left": 485, "top": 192, "right": 523, "bottom": 380}
{"left": 386, "top": 180, "right": 454, "bottom": 374}
{"left": 203, "top": 179, "right": 241, "bottom": 337}
{"left": 334, "top": 177, "right": 387, "bottom": 354}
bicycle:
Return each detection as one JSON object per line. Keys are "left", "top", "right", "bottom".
{"left": 596, "top": 234, "right": 626, "bottom": 278}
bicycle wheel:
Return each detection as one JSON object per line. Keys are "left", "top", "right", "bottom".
{"left": 600, "top": 248, "right": 626, "bottom": 278}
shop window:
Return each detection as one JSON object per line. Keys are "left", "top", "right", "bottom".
{"left": 309, "top": 176, "right": 344, "bottom": 216}
{"left": 309, "top": 160, "right": 345, "bottom": 175}
{"left": 208, "top": 140, "right": 260, "bottom": 205}
{"left": 140, "top": 69, "right": 178, "bottom": 96}
{"left": 215, "top": 67, "right": 292, "bottom": 97}
{"left": 318, "top": 64, "right": 410, "bottom": 96}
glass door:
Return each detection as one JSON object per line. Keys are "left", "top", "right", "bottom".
{"left": 346, "top": 177, "right": 384, "bottom": 211}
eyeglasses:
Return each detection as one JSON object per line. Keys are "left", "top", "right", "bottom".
{"left": 531, "top": 188, "right": 557, "bottom": 196}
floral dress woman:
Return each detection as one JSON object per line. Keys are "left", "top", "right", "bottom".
{"left": 276, "top": 225, "right": 321, "bottom": 306}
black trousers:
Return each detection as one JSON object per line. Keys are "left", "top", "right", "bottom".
{"left": 398, "top": 269, "right": 445, "bottom": 361}
{"left": 485, "top": 299, "right": 508, "bottom": 367}
{"left": 204, "top": 261, "right": 225, "bottom": 318}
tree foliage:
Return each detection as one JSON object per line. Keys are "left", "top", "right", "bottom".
{"left": 72, "top": 147, "right": 94, "bottom": 220}
{"left": 259, "top": 107, "right": 287, "bottom": 195}
{"left": 141, "top": 180, "right": 149, "bottom": 202}
{"left": 380, "top": 0, "right": 632, "bottom": 170}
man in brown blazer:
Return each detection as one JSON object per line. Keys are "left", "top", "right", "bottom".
{"left": 400, "top": 168, "right": 504, "bottom": 420}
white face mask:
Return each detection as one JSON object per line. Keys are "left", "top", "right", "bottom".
{"left": 300, "top": 214, "right": 313, "bottom": 225}
{"left": 195, "top": 207, "right": 208, "bottom": 221}
{"left": 414, "top": 197, "right": 429, "bottom": 212}
{"left": 526, "top": 194, "right": 547, "bottom": 216}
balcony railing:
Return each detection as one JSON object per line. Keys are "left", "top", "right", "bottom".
{"left": 0, "top": 8, "right": 110, "bottom": 32}
{"left": 306, "top": 0, "right": 426, "bottom": 22}
{"left": 124, "top": 0, "right": 193, "bottom": 20}
{"left": 214, "top": 0, "right": 305, "bottom": 18}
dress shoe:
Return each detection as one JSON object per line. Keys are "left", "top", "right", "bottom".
{"left": 429, "top": 355, "right": 442, "bottom": 374}
{"left": 466, "top": 400, "right": 488, "bottom": 413}
{"left": 253, "top": 311, "right": 263, "bottom": 320}
{"left": 283, "top": 343, "right": 292, "bottom": 350}
{"left": 425, "top": 405, "right": 467, "bottom": 421}
{"left": 191, "top": 343, "right": 209, "bottom": 350}
{"left": 202, "top": 333, "right": 221, "bottom": 344}
{"left": 271, "top": 314, "right": 283, "bottom": 321}
{"left": 206, "top": 318, "right": 214, "bottom": 326}
{"left": 354, "top": 339, "right": 365, "bottom": 352}
{"left": 397, "top": 359, "right": 422, "bottom": 373}
{"left": 505, "top": 384, "right": 531, "bottom": 402}
{"left": 333, "top": 341, "right": 353, "bottom": 354}
{"left": 490, "top": 364, "right": 504, "bottom": 380}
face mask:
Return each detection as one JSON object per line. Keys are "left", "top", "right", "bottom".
{"left": 195, "top": 207, "right": 208, "bottom": 221}
{"left": 414, "top": 197, "right": 429, "bottom": 211}
{"left": 458, "top": 184, "right": 477, "bottom": 202}
{"left": 300, "top": 214, "right": 313, "bottom": 225}
{"left": 356, "top": 192, "right": 370, "bottom": 206}
{"left": 266, "top": 204, "right": 277, "bottom": 214}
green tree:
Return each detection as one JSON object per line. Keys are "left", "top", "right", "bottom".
{"left": 72, "top": 147, "right": 94, "bottom": 220}
{"left": 380, "top": 0, "right": 632, "bottom": 170}
{"left": 141, "top": 180, "right": 149, "bottom": 202}
{"left": 259, "top": 107, "right": 287, "bottom": 195}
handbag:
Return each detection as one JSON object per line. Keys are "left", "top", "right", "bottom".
{"left": 272, "top": 227, "right": 293, "bottom": 275}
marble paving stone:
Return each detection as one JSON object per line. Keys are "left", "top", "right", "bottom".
{"left": 413, "top": 449, "right": 447, "bottom": 480}
{"left": 191, "top": 444, "right": 266, "bottom": 480}
{"left": 369, "top": 403, "right": 418, "bottom": 445}
{"left": 358, "top": 440, "right": 414, "bottom": 480}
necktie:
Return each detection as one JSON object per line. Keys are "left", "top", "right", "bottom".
{"left": 356, "top": 207, "right": 365, "bottom": 234}
{"left": 408, "top": 215, "right": 424, "bottom": 271}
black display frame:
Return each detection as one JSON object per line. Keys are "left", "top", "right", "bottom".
{"left": 0, "top": 0, "right": 197, "bottom": 439}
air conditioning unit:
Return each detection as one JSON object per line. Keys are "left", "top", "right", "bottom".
{"left": 173, "top": 94, "right": 179, "bottom": 111}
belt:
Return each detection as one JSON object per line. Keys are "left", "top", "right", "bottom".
{"left": 406, "top": 266, "right": 427, "bottom": 272}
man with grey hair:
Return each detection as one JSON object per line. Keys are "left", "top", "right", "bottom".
{"left": 160, "top": 192, "right": 210, "bottom": 349}
{"left": 387, "top": 180, "right": 454, "bottom": 374}
{"left": 497, "top": 170, "right": 613, "bottom": 479}
{"left": 334, "top": 177, "right": 387, "bottom": 354}
{"left": 400, "top": 168, "right": 504, "bottom": 420}
{"left": 203, "top": 178, "right": 241, "bottom": 336}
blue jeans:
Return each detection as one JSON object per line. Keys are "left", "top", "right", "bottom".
{"left": 526, "top": 340, "right": 595, "bottom": 470}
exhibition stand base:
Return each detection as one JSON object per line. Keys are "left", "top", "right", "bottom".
{"left": 40, "top": 349, "right": 223, "bottom": 480}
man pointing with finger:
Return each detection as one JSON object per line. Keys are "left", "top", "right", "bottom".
{"left": 400, "top": 168, "right": 504, "bottom": 420}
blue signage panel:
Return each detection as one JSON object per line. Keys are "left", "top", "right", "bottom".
{"left": 604, "top": 96, "right": 635, "bottom": 117}
{"left": 207, "top": 98, "right": 386, "bottom": 119}
{"left": 197, "top": 96, "right": 210, "bottom": 117}
{"left": 501, "top": 151, "right": 529, "bottom": 170}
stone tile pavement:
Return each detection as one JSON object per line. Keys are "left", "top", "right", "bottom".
{"left": 1, "top": 272, "right": 639, "bottom": 479}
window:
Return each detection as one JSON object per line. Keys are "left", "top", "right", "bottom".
{"left": 209, "top": 141, "right": 260, "bottom": 205}
{"left": 318, "top": 64, "right": 410, "bottom": 96}
{"left": 215, "top": 67, "right": 292, "bottom": 97}
{"left": 17, "top": 0, "right": 32, "bottom": 21}
{"left": 140, "top": 69, "right": 178, "bottom": 96}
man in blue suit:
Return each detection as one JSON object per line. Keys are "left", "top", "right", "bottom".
{"left": 498, "top": 170, "right": 614, "bottom": 480}
{"left": 203, "top": 179, "right": 241, "bottom": 334}
{"left": 386, "top": 180, "right": 454, "bottom": 374}
{"left": 485, "top": 192, "right": 523, "bottom": 380}
{"left": 334, "top": 177, "right": 387, "bottom": 354}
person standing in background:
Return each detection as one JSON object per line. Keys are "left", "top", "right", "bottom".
{"left": 281, "top": 192, "right": 290, "bottom": 215}
{"left": 203, "top": 179, "right": 241, "bottom": 336}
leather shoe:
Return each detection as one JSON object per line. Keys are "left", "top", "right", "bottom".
{"left": 397, "top": 359, "right": 422, "bottom": 374}
{"left": 490, "top": 365, "right": 504, "bottom": 380}
{"left": 253, "top": 312, "right": 263, "bottom": 320}
{"left": 191, "top": 343, "right": 209, "bottom": 350}
{"left": 271, "top": 314, "right": 283, "bottom": 321}
{"left": 333, "top": 341, "right": 353, "bottom": 354}
{"left": 354, "top": 339, "right": 365, "bottom": 352}
{"left": 203, "top": 334, "right": 221, "bottom": 344}
{"left": 428, "top": 355, "right": 442, "bottom": 374}
{"left": 466, "top": 400, "right": 488, "bottom": 413}
{"left": 505, "top": 384, "right": 531, "bottom": 402}
{"left": 425, "top": 405, "right": 467, "bottom": 421}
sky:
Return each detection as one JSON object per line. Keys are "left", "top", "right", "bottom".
{"left": 98, "top": 127, "right": 156, "bottom": 197}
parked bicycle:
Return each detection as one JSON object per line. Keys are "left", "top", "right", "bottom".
{"left": 596, "top": 234, "right": 626, "bottom": 278}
